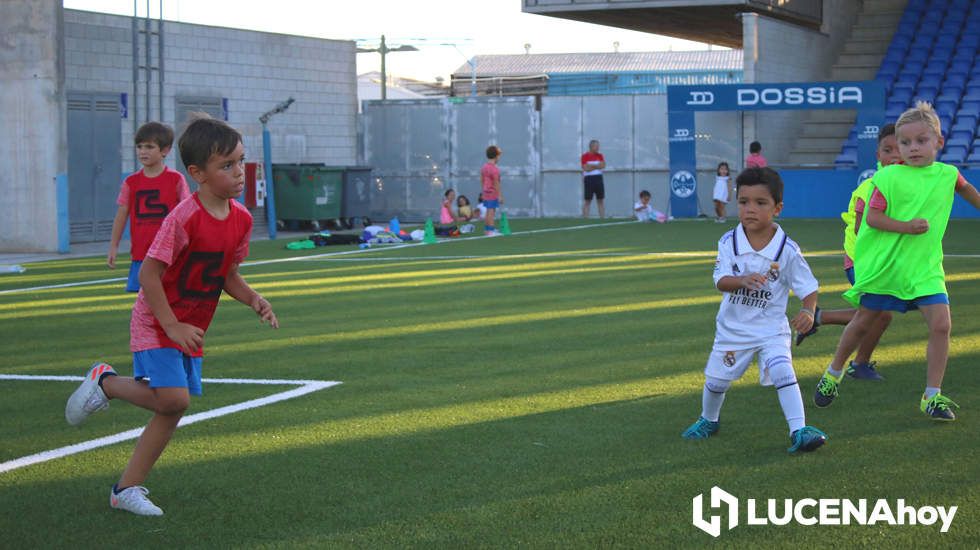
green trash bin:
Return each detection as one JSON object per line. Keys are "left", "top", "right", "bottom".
{"left": 272, "top": 164, "right": 343, "bottom": 224}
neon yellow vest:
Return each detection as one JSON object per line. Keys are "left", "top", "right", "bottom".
{"left": 843, "top": 163, "right": 958, "bottom": 306}
{"left": 841, "top": 175, "right": 877, "bottom": 260}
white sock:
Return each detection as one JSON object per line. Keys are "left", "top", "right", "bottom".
{"left": 777, "top": 383, "right": 806, "bottom": 434}
{"left": 924, "top": 386, "right": 941, "bottom": 399}
{"left": 826, "top": 365, "right": 843, "bottom": 378}
{"left": 701, "top": 386, "right": 726, "bottom": 422}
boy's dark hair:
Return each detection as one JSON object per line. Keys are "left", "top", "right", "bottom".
{"left": 134, "top": 121, "right": 174, "bottom": 150}
{"left": 485, "top": 145, "right": 500, "bottom": 159}
{"left": 749, "top": 141, "right": 762, "bottom": 154}
{"left": 736, "top": 167, "right": 783, "bottom": 204}
{"left": 878, "top": 123, "right": 896, "bottom": 142}
{"left": 444, "top": 188, "right": 455, "bottom": 198}
{"left": 639, "top": 190, "right": 651, "bottom": 198}
{"left": 178, "top": 115, "right": 242, "bottom": 170}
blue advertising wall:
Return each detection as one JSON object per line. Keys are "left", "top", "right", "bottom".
{"left": 780, "top": 169, "right": 980, "bottom": 219}
{"left": 668, "top": 81, "right": 886, "bottom": 218}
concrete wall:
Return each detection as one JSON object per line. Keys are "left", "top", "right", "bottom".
{"left": 741, "top": 0, "right": 862, "bottom": 164}
{"left": 64, "top": 9, "right": 357, "bottom": 172}
{"left": 0, "top": 0, "right": 65, "bottom": 252}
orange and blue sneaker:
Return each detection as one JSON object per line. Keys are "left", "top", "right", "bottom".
{"left": 681, "top": 416, "right": 719, "bottom": 439}
{"left": 65, "top": 362, "right": 115, "bottom": 426}
{"left": 813, "top": 371, "right": 842, "bottom": 408}
{"left": 920, "top": 393, "right": 958, "bottom": 421}
{"left": 788, "top": 426, "right": 827, "bottom": 453}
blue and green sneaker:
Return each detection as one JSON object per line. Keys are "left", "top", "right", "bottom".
{"left": 813, "top": 372, "right": 842, "bottom": 408}
{"left": 682, "top": 416, "right": 719, "bottom": 439}
{"left": 920, "top": 393, "right": 958, "bottom": 421}
{"left": 788, "top": 426, "right": 827, "bottom": 453}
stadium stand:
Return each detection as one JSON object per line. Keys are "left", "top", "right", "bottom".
{"left": 837, "top": 0, "right": 980, "bottom": 167}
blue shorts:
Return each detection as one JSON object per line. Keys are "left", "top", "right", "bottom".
{"left": 483, "top": 199, "right": 499, "bottom": 209}
{"left": 133, "top": 348, "right": 203, "bottom": 396}
{"left": 844, "top": 267, "right": 855, "bottom": 286}
{"left": 126, "top": 260, "right": 142, "bottom": 293}
{"left": 860, "top": 292, "right": 949, "bottom": 313}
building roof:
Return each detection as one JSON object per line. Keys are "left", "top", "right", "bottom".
{"left": 452, "top": 49, "right": 741, "bottom": 77}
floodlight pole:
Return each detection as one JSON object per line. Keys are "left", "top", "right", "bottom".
{"left": 357, "top": 36, "right": 418, "bottom": 101}
{"left": 260, "top": 97, "right": 295, "bottom": 240}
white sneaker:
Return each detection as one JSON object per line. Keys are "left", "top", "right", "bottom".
{"left": 65, "top": 362, "right": 114, "bottom": 426}
{"left": 110, "top": 485, "right": 164, "bottom": 516}
{"left": 485, "top": 230, "right": 500, "bottom": 237}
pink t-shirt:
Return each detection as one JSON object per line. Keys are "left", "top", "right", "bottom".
{"left": 481, "top": 162, "right": 500, "bottom": 200}
{"left": 440, "top": 199, "right": 454, "bottom": 224}
{"left": 745, "top": 153, "right": 767, "bottom": 169}
{"left": 130, "top": 194, "right": 252, "bottom": 356}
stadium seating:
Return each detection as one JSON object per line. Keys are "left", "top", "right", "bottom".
{"left": 837, "top": 0, "right": 980, "bottom": 167}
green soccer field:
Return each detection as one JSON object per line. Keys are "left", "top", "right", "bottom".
{"left": 1, "top": 218, "right": 978, "bottom": 548}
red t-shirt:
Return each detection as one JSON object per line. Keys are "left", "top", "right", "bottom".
{"left": 581, "top": 152, "right": 605, "bottom": 176}
{"left": 130, "top": 194, "right": 252, "bottom": 357}
{"left": 481, "top": 162, "right": 500, "bottom": 200}
{"left": 117, "top": 166, "right": 191, "bottom": 260}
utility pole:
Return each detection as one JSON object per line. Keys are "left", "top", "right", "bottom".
{"left": 356, "top": 35, "right": 418, "bottom": 100}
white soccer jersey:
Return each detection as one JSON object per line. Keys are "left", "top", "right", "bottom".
{"left": 712, "top": 223, "right": 819, "bottom": 349}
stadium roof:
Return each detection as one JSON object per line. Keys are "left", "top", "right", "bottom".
{"left": 452, "top": 49, "right": 742, "bottom": 77}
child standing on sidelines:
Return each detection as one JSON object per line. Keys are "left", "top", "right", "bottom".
{"left": 481, "top": 145, "right": 503, "bottom": 235}
{"left": 712, "top": 161, "right": 732, "bottom": 223}
{"left": 745, "top": 141, "right": 767, "bottom": 169}
{"left": 108, "top": 122, "right": 191, "bottom": 292}
{"left": 814, "top": 102, "right": 980, "bottom": 420}
{"left": 65, "top": 116, "right": 278, "bottom": 515}
{"left": 682, "top": 167, "right": 827, "bottom": 453}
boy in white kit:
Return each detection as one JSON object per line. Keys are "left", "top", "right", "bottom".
{"left": 682, "top": 167, "right": 828, "bottom": 453}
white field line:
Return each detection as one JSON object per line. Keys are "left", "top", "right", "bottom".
{"left": 0, "top": 221, "right": 634, "bottom": 295}
{"left": 0, "top": 374, "right": 341, "bottom": 475}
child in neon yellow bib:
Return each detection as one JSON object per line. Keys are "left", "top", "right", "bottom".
{"left": 814, "top": 102, "right": 980, "bottom": 421}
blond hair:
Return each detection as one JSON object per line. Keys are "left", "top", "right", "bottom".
{"left": 895, "top": 100, "right": 943, "bottom": 138}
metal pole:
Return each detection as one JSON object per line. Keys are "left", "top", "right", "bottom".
{"left": 470, "top": 59, "right": 477, "bottom": 97}
{"left": 158, "top": 0, "right": 164, "bottom": 126}
{"left": 132, "top": 0, "right": 139, "bottom": 170}
{"left": 145, "top": 0, "right": 151, "bottom": 119}
{"left": 380, "top": 34, "right": 387, "bottom": 101}
{"left": 263, "top": 124, "right": 277, "bottom": 240}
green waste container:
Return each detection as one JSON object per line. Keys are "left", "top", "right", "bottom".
{"left": 272, "top": 164, "right": 343, "bottom": 223}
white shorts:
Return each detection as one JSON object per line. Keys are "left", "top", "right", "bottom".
{"left": 704, "top": 337, "right": 793, "bottom": 386}
{"left": 712, "top": 179, "right": 729, "bottom": 203}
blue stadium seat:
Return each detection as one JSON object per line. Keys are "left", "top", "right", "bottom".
{"left": 886, "top": 105, "right": 905, "bottom": 120}
{"left": 945, "top": 74, "right": 967, "bottom": 89}
{"left": 941, "top": 146, "right": 967, "bottom": 164}
{"left": 950, "top": 129, "right": 974, "bottom": 143}
{"left": 948, "top": 60, "right": 972, "bottom": 77}
{"left": 953, "top": 117, "right": 977, "bottom": 133}
{"left": 965, "top": 89, "right": 980, "bottom": 102}
{"left": 966, "top": 150, "right": 980, "bottom": 166}
{"left": 936, "top": 101, "right": 958, "bottom": 118}
{"left": 947, "top": 137, "right": 972, "bottom": 150}
{"left": 959, "top": 101, "right": 980, "bottom": 116}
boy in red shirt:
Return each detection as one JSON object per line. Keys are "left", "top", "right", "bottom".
{"left": 66, "top": 116, "right": 278, "bottom": 516}
{"left": 108, "top": 122, "right": 191, "bottom": 292}
{"left": 581, "top": 139, "right": 606, "bottom": 218}
{"left": 745, "top": 141, "right": 768, "bottom": 169}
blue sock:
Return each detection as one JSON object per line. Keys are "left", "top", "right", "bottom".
{"left": 485, "top": 225, "right": 495, "bottom": 231}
